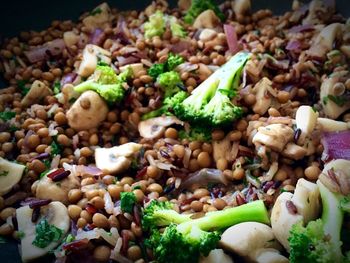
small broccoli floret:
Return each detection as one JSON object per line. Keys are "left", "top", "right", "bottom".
{"left": 178, "top": 126, "right": 212, "bottom": 142}
{"left": 166, "top": 53, "right": 185, "bottom": 71}
{"left": 120, "top": 191, "right": 136, "bottom": 213}
{"left": 168, "top": 16, "right": 187, "bottom": 38}
{"left": 288, "top": 177, "right": 349, "bottom": 263}
{"left": 157, "top": 71, "right": 183, "bottom": 98}
{"left": 142, "top": 200, "right": 192, "bottom": 230}
{"left": 74, "top": 65, "right": 132, "bottom": 103}
{"left": 144, "top": 11, "right": 166, "bottom": 39}
{"left": 148, "top": 63, "right": 165, "bottom": 79}
{"left": 145, "top": 200, "right": 269, "bottom": 263}
{"left": 174, "top": 52, "right": 250, "bottom": 126}
{"left": 141, "top": 91, "right": 188, "bottom": 120}
{"left": 184, "top": 0, "right": 225, "bottom": 24}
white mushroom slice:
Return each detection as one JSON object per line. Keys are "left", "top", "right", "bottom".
{"left": 282, "top": 143, "right": 307, "bottom": 160}
{"left": 291, "top": 178, "right": 320, "bottom": 223}
{"left": 271, "top": 192, "right": 303, "bottom": 251}
{"left": 252, "top": 124, "right": 294, "bottom": 152}
{"left": 0, "top": 157, "right": 25, "bottom": 196}
{"left": 199, "top": 29, "right": 217, "bottom": 42}
{"left": 193, "top": 10, "right": 220, "bottom": 29}
{"left": 232, "top": 0, "right": 251, "bottom": 17}
{"left": 21, "top": 80, "right": 53, "bottom": 108}
{"left": 220, "top": 222, "right": 281, "bottom": 260}
{"left": 120, "top": 63, "right": 144, "bottom": 78}
{"left": 317, "top": 118, "right": 350, "bottom": 132}
{"left": 307, "top": 23, "right": 343, "bottom": 58}
{"left": 199, "top": 249, "right": 233, "bottom": 263}
{"left": 16, "top": 201, "right": 70, "bottom": 263}
{"left": 253, "top": 248, "right": 289, "bottom": 263}
{"left": 252, "top": 78, "right": 273, "bottom": 115}
{"left": 32, "top": 171, "right": 80, "bottom": 205}
{"left": 66, "top": 90, "right": 109, "bottom": 131}
{"left": 320, "top": 70, "right": 350, "bottom": 119}
{"left": 138, "top": 116, "right": 184, "bottom": 139}
{"left": 295, "top": 105, "right": 319, "bottom": 135}
{"left": 82, "top": 3, "right": 112, "bottom": 30}
{"left": 95, "top": 142, "right": 142, "bottom": 174}
{"left": 63, "top": 31, "right": 79, "bottom": 47}
{"left": 77, "top": 44, "right": 111, "bottom": 77}
{"left": 340, "top": 45, "right": 350, "bottom": 58}
{"left": 213, "top": 135, "right": 234, "bottom": 162}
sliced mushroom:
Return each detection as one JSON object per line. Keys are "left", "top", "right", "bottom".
{"left": 295, "top": 105, "right": 319, "bottom": 136}
{"left": 63, "top": 31, "right": 79, "bottom": 47}
{"left": 307, "top": 23, "right": 343, "bottom": 59}
{"left": 320, "top": 70, "right": 350, "bottom": 119}
{"left": 0, "top": 157, "right": 25, "bottom": 196}
{"left": 138, "top": 116, "right": 184, "bottom": 139}
{"left": 77, "top": 44, "right": 111, "bottom": 78}
{"left": 220, "top": 222, "right": 282, "bottom": 261}
{"left": 302, "top": 0, "right": 333, "bottom": 25}
{"left": 16, "top": 201, "right": 70, "bottom": 263}
{"left": 32, "top": 171, "right": 80, "bottom": 205}
{"left": 213, "top": 135, "right": 234, "bottom": 162}
{"left": 252, "top": 78, "right": 273, "bottom": 115}
{"left": 253, "top": 248, "right": 289, "bottom": 263}
{"left": 282, "top": 142, "right": 307, "bottom": 160}
{"left": 82, "top": 3, "right": 112, "bottom": 30}
{"left": 271, "top": 192, "right": 303, "bottom": 251}
{"left": 95, "top": 142, "right": 142, "bottom": 174}
{"left": 199, "top": 249, "right": 233, "bottom": 263}
{"left": 21, "top": 80, "right": 53, "bottom": 108}
{"left": 340, "top": 45, "right": 350, "bottom": 58}
{"left": 120, "top": 63, "right": 144, "bottom": 78}
{"left": 317, "top": 117, "right": 350, "bottom": 132}
{"left": 193, "top": 10, "right": 220, "bottom": 29}
{"left": 199, "top": 29, "right": 217, "bottom": 42}
{"left": 66, "top": 90, "right": 109, "bottom": 131}
{"left": 291, "top": 178, "right": 320, "bottom": 223}
{"left": 252, "top": 124, "right": 294, "bottom": 152}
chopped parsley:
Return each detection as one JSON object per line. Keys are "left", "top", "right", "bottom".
{"left": 327, "top": 95, "right": 347, "bottom": 107}
{"left": 17, "top": 80, "right": 30, "bottom": 96}
{"left": 50, "top": 139, "right": 62, "bottom": 156}
{"left": 0, "top": 170, "right": 9, "bottom": 177}
{"left": 120, "top": 192, "right": 136, "bottom": 213}
{"left": 90, "top": 7, "right": 102, "bottom": 16}
{"left": 0, "top": 111, "right": 16, "bottom": 121}
{"left": 53, "top": 82, "right": 61, "bottom": 95}
{"left": 32, "top": 219, "right": 63, "bottom": 248}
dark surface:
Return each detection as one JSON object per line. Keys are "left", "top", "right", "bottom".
{"left": 0, "top": 0, "right": 349, "bottom": 262}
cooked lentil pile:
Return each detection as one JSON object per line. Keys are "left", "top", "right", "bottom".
{"left": 0, "top": 0, "right": 350, "bottom": 262}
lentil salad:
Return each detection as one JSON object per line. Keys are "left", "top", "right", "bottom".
{"left": 0, "top": 0, "right": 350, "bottom": 262}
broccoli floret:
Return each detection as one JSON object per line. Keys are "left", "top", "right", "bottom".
{"left": 120, "top": 192, "right": 136, "bottom": 214}
{"left": 141, "top": 91, "right": 188, "bottom": 120}
{"left": 168, "top": 16, "right": 187, "bottom": 38}
{"left": 74, "top": 65, "right": 132, "bottom": 103}
{"left": 184, "top": 0, "right": 225, "bottom": 24}
{"left": 148, "top": 63, "right": 166, "bottom": 79}
{"left": 288, "top": 177, "right": 350, "bottom": 263}
{"left": 144, "top": 200, "right": 270, "bottom": 263}
{"left": 178, "top": 126, "right": 212, "bottom": 142}
{"left": 157, "top": 71, "right": 183, "bottom": 98}
{"left": 166, "top": 53, "right": 185, "bottom": 71}
{"left": 144, "top": 11, "right": 166, "bottom": 39}
{"left": 174, "top": 52, "right": 250, "bottom": 126}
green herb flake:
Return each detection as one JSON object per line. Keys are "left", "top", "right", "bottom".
{"left": 0, "top": 170, "right": 9, "bottom": 177}
{"left": 17, "top": 80, "right": 30, "bottom": 96}
{"left": 0, "top": 111, "right": 16, "bottom": 121}
{"left": 327, "top": 95, "right": 347, "bottom": 107}
{"left": 120, "top": 192, "right": 136, "bottom": 213}
{"left": 50, "top": 139, "right": 62, "bottom": 156}
{"left": 53, "top": 82, "right": 61, "bottom": 95}
{"left": 132, "top": 185, "right": 141, "bottom": 190}
{"left": 32, "top": 219, "right": 63, "bottom": 248}
{"left": 90, "top": 7, "right": 102, "bottom": 16}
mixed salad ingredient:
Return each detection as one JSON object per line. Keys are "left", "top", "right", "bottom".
{"left": 0, "top": 0, "right": 349, "bottom": 263}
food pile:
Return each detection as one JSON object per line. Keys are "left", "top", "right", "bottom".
{"left": 0, "top": 0, "right": 349, "bottom": 262}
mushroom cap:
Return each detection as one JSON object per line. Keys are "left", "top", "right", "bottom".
{"left": 220, "top": 222, "right": 280, "bottom": 257}
{"left": 138, "top": 116, "right": 183, "bottom": 139}
{"left": 199, "top": 249, "right": 233, "bottom": 263}
{"left": 66, "top": 90, "right": 109, "bottom": 131}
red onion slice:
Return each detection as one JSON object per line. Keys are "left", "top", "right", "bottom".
{"left": 321, "top": 130, "right": 350, "bottom": 162}
{"left": 289, "top": 24, "right": 314, "bottom": 34}
{"left": 224, "top": 24, "right": 239, "bottom": 54}
{"left": 90, "top": 28, "right": 105, "bottom": 46}
{"left": 60, "top": 73, "right": 78, "bottom": 86}
{"left": 286, "top": 40, "right": 302, "bottom": 51}
{"left": 24, "top": 39, "right": 65, "bottom": 63}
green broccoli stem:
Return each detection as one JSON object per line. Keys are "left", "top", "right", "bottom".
{"left": 177, "top": 200, "right": 269, "bottom": 233}
{"left": 74, "top": 79, "right": 97, "bottom": 93}
{"left": 153, "top": 210, "right": 193, "bottom": 226}
{"left": 317, "top": 180, "right": 344, "bottom": 261}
